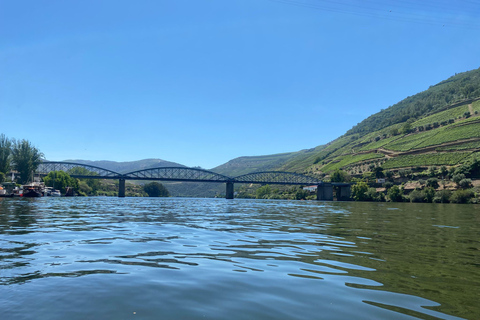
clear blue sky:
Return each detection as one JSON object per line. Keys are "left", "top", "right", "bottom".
{"left": 1, "top": 0, "right": 479, "bottom": 168}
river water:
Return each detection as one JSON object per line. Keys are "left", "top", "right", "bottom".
{"left": 0, "top": 197, "right": 478, "bottom": 320}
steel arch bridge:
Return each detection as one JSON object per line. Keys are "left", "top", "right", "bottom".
{"left": 37, "top": 161, "right": 122, "bottom": 179}
{"left": 124, "top": 167, "right": 233, "bottom": 183}
{"left": 36, "top": 161, "right": 350, "bottom": 200}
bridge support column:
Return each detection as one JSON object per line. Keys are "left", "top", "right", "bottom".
{"left": 118, "top": 179, "right": 126, "bottom": 198}
{"left": 226, "top": 182, "right": 234, "bottom": 199}
{"left": 316, "top": 183, "right": 333, "bottom": 201}
{"left": 338, "top": 185, "right": 351, "bottom": 201}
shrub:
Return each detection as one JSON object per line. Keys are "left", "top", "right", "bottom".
{"left": 458, "top": 178, "right": 473, "bottom": 189}
{"left": 424, "top": 187, "right": 436, "bottom": 203}
{"left": 352, "top": 181, "right": 369, "bottom": 201}
{"left": 450, "top": 189, "right": 475, "bottom": 204}
{"left": 387, "top": 185, "right": 403, "bottom": 202}
{"left": 409, "top": 189, "right": 425, "bottom": 203}
{"left": 426, "top": 178, "right": 439, "bottom": 189}
{"left": 143, "top": 182, "right": 170, "bottom": 197}
{"left": 433, "top": 190, "right": 452, "bottom": 203}
{"left": 452, "top": 173, "right": 466, "bottom": 185}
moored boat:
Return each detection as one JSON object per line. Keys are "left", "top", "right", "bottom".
{"left": 45, "top": 187, "right": 61, "bottom": 197}
{"left": 22, "top": 182, "right": 45, "bottom": 197}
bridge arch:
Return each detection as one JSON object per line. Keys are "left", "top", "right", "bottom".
{"left": 233, "top": 171, "right": 320, "bottom": 185}
{"left": 123, "top": 167, "right": 232, "bottom": 183}
{"left": 37, "top": 161, "right": 122, "bottom": 179}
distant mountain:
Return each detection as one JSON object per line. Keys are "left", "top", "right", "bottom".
{"left": 211, "top": 149, "right": 320, "bottom": 177}
{"left": 63, "top": 158, "right": 185, "bottom": 174}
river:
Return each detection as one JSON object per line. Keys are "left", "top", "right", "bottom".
{"left": 0, "top": 197, "right": 479, "bottom": 320}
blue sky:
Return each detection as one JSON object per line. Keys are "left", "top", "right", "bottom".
{"left": 1, "top": 0, "right": 479, "bottom": 168}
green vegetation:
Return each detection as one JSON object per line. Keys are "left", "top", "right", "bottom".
{"left": 43, "top": 171, "right": 79, "bottom": 194}
{"left": 236, "top": 184, "right": 315, "bottom": 200}
{"left": 143, "top": 182, "right": 170, "bottom": 197}
{"left": 321, "top": 153, "right": 384, "bottom": 172}
{"left": 358, "top": 135, "right": 401, "bottom": 151}
{"left": 436, "top": 141, "right": 480, "bottom": 151}
{"left": 383, "top": 130, "right": 438, "bottom": 151}
{"left": 414, "top": 122, "right": 480, "bottom": 148}
{"left": 383, "top": 152, "right": 472, "bottom": 169}
{"left": 0, "top": 134, "right": 12, "bottom": 175}
{"left": 0, "top": 134, "right": 44, "bottom": 184}
{"left": 346, "top": 68, "right": 480, "bottom": 136}
{"left": 411, "top": 103, "right": 470, "bottom": 128}
{"left": 11, "top": 139, "right": 44, "bottom": 184}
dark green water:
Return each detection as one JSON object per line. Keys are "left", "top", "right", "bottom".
{"left": 0, "top": 198, "right": 478, "bottom": 319}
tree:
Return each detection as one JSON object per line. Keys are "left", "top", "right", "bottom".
{"left": 330, "top": 169, "right": 350, "bottom": 182}
{"left": 450, "top": 189, "right": 474, "bottom": 204}
{"left": 424, "top": 187, "right": 436, "bottom": 203}
{"left": 387, "top": 185, "right": 403, "bottom": 202}
{"left": 295, "top": 189, "right": 309, "bottom": 200}
{"left": 439, "top": 166, "right": 448, "bottom": 178}
{"left": 458, "top": 178, "right": 473, "bottom": 189}
{"left": 43, "top": 171, "right": 78, "bottom": 194}
{"left": 143, "top": 182, "right": 169, "bottom": 197}
{"left": 426, "top": 178, "right": 439, "bottom": 189}
{"left": 452, "top": 173, "right": 466, "bottom": 186}
{"left": 373, "top": 166, "right": 384, "bottom": 179}
{"left": 351, "top": 181, "right": 369, "bottom": 201}
{"left": 409, "top": 189, "right": 425, "bottom": 203}
{"left": 68, "top": 167, "right": 101, "bottom": 195}
{"left": 400, "top": 121, "right": 413, "bottom": 134}
{"left": 0, "top": 134, "right": 12, "bottom": 175}
{"left": 256, "top": 185, "right": 272, "bottom": 199}
{"left": 433, "top": 190, "right": 451, "bottom": 203}
{"left": 11, "top": 139, "right": 44, "bottom": 184}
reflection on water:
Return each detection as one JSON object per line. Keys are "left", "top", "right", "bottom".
{"left": 0, "top": 197, "right": 478, "bottom": 320}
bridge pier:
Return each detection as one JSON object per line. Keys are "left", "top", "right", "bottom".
{"left": 316, "top": 183, "right": 333, "bottom": 201}
{"left": 118, "top": 179, "right": 126, "bottom": 198}
{"left": 337, "top": 185, "right": 351, "bottom": 201}
{"left": 226, "top": 182, "right": 234, "bottom": 199}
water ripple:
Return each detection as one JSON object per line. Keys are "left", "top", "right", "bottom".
{"left": 0, "top": 197, "right": 477, "bottom": 320}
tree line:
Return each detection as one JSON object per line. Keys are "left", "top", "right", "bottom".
{"left": 0, "top": 134, "right": 43, "bottom": 184}
{"left": 346, "top": 67, "right": 480, "bottom": 137}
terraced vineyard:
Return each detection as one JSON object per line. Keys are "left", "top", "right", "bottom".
{"left": 436, "top": 140, "right": 480, "bottom": 151}
{"left": 382, "top": 130, "right": 438, "bottom": 151}
{"left": 382, "top": 152, "right": 473, "bottom": 169}
{"left": 358, "top": 135, "right": 401, "bottom": 151}
{"left": 412, "top": 103, "right": 471, "bottom": 128}
{"left": 415, "top": 122, "right": 480, "bottom": 148}
{"left": 270, "top": 68, "right": 480, "bottom": 176}
{"left": 321, "top": 153, "right": 385, "bottom": 172}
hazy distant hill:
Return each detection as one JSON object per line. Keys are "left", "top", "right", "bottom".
{"left": 64, "top": 158, "right": 185, "bottom": 174}
{"left": 211, "top": 149, "right": 321, "bottom": 177}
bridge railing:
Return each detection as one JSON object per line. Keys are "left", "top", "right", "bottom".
{"left": 37, "top": 161, "right": 123, "bottom": 179}
{"left": 123, "top": 167, "right": 232, "bottom": 183}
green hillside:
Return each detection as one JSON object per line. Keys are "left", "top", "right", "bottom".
{"left": 276, "top": 67, "right": 480, "bottom": 177}
{"left": 346, "top": 67, "right": 480, "bottom": 136}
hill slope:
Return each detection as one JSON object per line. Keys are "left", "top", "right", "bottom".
{"left": 277, "top": 67, "right": 480, "bottom": 176}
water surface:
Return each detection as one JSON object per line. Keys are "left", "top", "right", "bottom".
{"left": 0, "top": 198, "right": 479, "bottom": 319}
